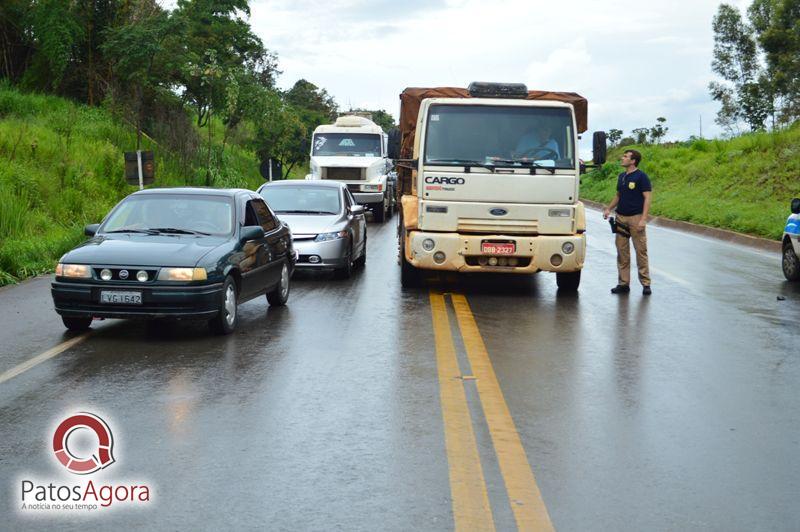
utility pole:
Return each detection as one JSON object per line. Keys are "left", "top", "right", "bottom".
{"left": 699, "top": 114, "right": 703, "bottom": 139}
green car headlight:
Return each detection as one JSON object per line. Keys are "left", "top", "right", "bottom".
{"left": 56, "top": 263, "right": 92, "bottom": 278}
{"left": 157, "top": 267, "right": 207, "bottom": 281}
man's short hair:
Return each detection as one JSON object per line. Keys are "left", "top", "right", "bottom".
{"left": 624, "top": 149, "right": 642, "bottom": 166}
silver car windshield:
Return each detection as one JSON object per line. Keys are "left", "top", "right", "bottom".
{"left": 312, "top": 134, "right": 382, "bottom": 157}
{"left": 261, "top": 186, "right": 342, "bottom": 215}
{"left": 102, "top": 195, "right": 234, "bottom": 235}
{"left": 424, "top": 104, "right": 575, "bottom": 169}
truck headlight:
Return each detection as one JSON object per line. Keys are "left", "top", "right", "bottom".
{"left": 315, "top": 231, "right": 348, "bottom": 242}
{"left": 56, "top": 263, "right": 91, "bottom": 278}
{"left": 157, "top": 267, "right": 207, "bottom": 281}
{"left": 562, "top": 242, "right": 575, "bottom": 254}
{"left": 549, "top": 208, "right": 571, "bottom": 217}
{"left": 363, "top": 184, "right": 383, "bottom": 192}
{"left": 422, "top": 238, "right": 435, "bottom": 251}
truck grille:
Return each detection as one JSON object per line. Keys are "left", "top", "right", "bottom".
{"left": 324, "top": 167, "right": 363, "bottom": 180}
{"left": 457, "top": 218, "right": 539, "bottom": 234}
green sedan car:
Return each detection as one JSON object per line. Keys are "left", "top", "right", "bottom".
{"left": 51, "top": 188, "right": 296, "bottom": 334}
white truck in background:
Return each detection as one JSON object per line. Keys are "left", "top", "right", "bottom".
{"left": 306, "top": 115, "right": 395, "bottom": 222}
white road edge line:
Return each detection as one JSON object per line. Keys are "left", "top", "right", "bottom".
{"left": 0, "top": 333, "right": 91, "bottom": 385}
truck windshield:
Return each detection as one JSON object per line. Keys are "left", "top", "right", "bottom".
{"left": 424, "top": 105, "right": 575, "bottom": 169}
{"left": 312, "top": 133, "right": 382, "bottom": 157}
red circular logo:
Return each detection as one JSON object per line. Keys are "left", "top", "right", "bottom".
{"left": 52, "top": 413, "right": 115, "bottom": 475}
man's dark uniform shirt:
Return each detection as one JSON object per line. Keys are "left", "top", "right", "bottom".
{"left": 616, "top": 169, "right": 652, "bottom": 216}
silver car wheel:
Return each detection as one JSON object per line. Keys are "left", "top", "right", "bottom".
{"left": 224, "top": 284, "right": 236, "bottom": 326}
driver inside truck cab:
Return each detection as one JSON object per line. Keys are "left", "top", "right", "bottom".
{"left": 514, "top": 123, "right": 561, "bottom": 160}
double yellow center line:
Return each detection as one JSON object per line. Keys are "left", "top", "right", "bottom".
{"left": 430, "top": 292, "right": 553, "bottom": 531}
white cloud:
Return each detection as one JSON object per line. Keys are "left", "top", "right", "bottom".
{"left": 194, "top": 0, "right": 735, "bottom": 142}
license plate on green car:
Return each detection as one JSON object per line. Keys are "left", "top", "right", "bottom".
{"left": 100, "top": 291, "right": 142, "bottom": 305}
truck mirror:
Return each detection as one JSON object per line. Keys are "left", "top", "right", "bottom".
{"left": 792, "top": 197, "right": 800, "bottom": 214}
{"left": 387, "top": 127, "right": 401, "bottom": 160}
{"left": 592, "top": 131, "right": 607, "bottom": 165}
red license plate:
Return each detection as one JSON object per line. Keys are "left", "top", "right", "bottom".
{"left": 481, "top": 242, "right": 515, "bottom": 255}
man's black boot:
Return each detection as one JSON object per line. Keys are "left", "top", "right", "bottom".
{"left": 643, "top": 286, "right": 652, "bottom": 295}
{"left": 611, "top": 284, "right": 630, "bottom": 294}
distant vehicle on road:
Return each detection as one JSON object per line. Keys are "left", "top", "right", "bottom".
{"left": 305, "top": 115, "right": 395, "bottom": 223}
{"left": 783, "top": 197, "right": 800, "bottom": 281}
{"left": 258, "top": 181, "right": 366, "bottom": 279}
{"left": 51, "top": 188, "right": 295, "bottom": 335}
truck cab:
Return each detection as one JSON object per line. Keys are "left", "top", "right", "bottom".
{"left": 394, "top": 82, "right": 606, "bottom": 291}
{"left": 306, "top": 115, "right": 394, "bottom": 222}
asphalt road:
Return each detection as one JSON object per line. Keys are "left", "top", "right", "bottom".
{"left": 1, "top": 210, "right": 798, "bottom": 531}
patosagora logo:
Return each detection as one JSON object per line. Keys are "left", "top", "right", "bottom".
{"left": 53, "top": 413, "right": 115, "bottom": 474}
{"left": 18, "top": 411, "right": 152, "bottom": 514}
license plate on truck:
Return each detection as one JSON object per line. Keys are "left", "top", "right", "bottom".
{"left": 481, "top": 241, "right": 516, "bottom": 255}
{"left": 100, "top": 291, "right": 142, "bottom": 305}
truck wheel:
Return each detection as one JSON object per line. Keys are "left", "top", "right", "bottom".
{"left": 400, "top": 232, "right": 420, "bottom": 288}
{"left": 783, "top": 241, "right": 800, "bottom": 281}
{"left": 209, "top": 275, "right": 238, "bottom": 335}
{"left": 62, "top": 316, "right": 92, "bottom": 331}
{"left": 386, "top": 188, "right": 395, "bottom": 218}
{"left": 267, "top": 261, "right": 291, "bottom": 305}
{"left": 372, "top": 199, "right": 385, "bottom": 223}
{"left": 556, "top": 271, "right": 581, "bottom": 291}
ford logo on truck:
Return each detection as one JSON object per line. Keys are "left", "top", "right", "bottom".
{"left": 425, "top": 176, "right": 465, "bottom": 185}
{"left": 490, "top": 208, "right": 508, "bottom": 216}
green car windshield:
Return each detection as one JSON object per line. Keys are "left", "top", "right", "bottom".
{"left": 102, "top": 195, "right": 235, "bottom": 235}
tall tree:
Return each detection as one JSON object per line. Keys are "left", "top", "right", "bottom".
{"left": 102, "top": 1, "right": 184, "bottom": 149}
{"left": 709, "top": 3, "right": 772, "bottom": 131}
{"left": 175, "top": 0, "right": 266, "bottom": 127}
{"left": 649, "top": 117, "right": 668, "bottom": 144}
{"left": 749, "top": 0, "right": 800, "bottom": 123}
{"left": 607, "top": 128, "right": 623, "bottom": 148}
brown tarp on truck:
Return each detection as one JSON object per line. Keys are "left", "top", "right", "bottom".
{"left": 396, "top": 86, "right": 588, "bottom": 193}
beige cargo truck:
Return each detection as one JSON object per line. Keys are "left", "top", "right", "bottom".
{"left": 390, "top": 82, "right": 606, "bottom": 290}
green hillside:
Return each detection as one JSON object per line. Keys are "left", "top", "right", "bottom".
{"left": 582, "top": 126, "right": 800, "bottom": 240}
{"left": 0, "top": 86, "right": 279, "bottom": 285}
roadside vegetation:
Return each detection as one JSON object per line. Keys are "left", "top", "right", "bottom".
{"left": 0, "top": 85, "right": 281, "bottom": 284}
{"left": 583, "top": 123, "right": 800, "bottom": 240}
{"left": 0, "top": 1, "right": 394, "bottom": 285}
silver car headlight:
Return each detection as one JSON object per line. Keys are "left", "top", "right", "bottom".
{"left": 314, "top": 231, "right": 348, "bottom": 242}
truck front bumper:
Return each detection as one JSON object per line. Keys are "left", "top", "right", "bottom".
{"left": 405, "top": 231, "right": 585, "bottom": 273}
{"left": 352, "top": 192, "right": 384, "bottom": 204}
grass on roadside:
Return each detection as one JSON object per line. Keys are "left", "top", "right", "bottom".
{"left": 582, "top": 125, "right": 800, "bottom": 240}
{"left": 0, "top": 86, "right": 271, "bottom": 285}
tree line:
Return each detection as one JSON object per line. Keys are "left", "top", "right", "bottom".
{"left": 710, "top": 0, "right": 800, "bottom": 134}
{"left": 0, "top": 0, "right": 395, "bottom": 180}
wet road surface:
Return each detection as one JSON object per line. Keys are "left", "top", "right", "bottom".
{"left": 1, "top": 210, "right": 798, "bottom": 531}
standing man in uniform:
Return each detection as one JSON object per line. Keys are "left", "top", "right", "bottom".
{"left": 603, "top": 149, "right": 652, "bottom": 295}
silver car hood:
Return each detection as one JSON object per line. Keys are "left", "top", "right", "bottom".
{"left": 276, "top": 213, "right": 345, "bottom": 235}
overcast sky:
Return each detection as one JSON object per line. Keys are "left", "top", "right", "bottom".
{"left": 245, "top": 0, "right": 754, "bottom": 147}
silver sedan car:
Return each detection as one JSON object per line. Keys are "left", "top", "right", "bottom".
{"left": 257, "top": 181, "right": 367, "bottom": 278}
